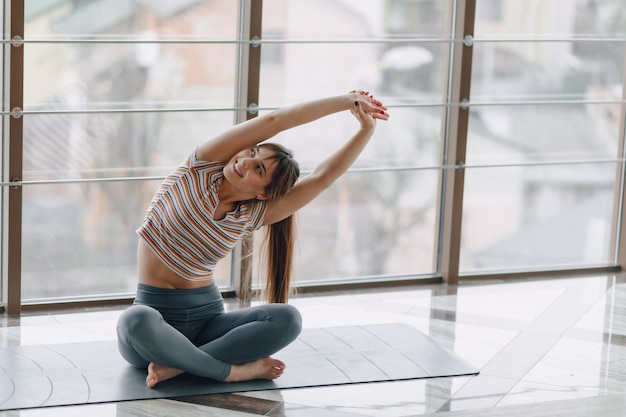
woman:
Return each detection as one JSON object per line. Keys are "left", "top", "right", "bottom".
{"left": 116, "top": 90, "right": 389, "bottom": 388}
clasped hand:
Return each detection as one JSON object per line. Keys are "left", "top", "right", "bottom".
{"left": 350, "top": 89, "right": 390, "bottom": 129}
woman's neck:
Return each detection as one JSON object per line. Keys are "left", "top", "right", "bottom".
{"left": 218, "top": 178, "right": 254, "bottom": 205}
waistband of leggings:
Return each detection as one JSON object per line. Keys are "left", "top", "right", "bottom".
{"left": 134, "top": 282, "right": 223, "bottom": 311}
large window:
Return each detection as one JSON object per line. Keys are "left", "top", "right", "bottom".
{"left": 21, "top": 1, "right": 241, "bottom": 299}
{"left": 462, "top": 0, "right": 626, "bottom": 272}
{"left": 255, "top": 0, "right": 449, "bottom": 285}
{"left": 2, "top": 0, "right": 625, "bottom": 310}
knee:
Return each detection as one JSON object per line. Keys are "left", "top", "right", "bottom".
{"left": 273, "top": 304, "right": 302, "bottom": 337}
{"left": 117, "top": 305, "right": 161, "bottom": 341}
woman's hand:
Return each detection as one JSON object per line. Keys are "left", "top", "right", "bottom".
{"left": 349, "top": 90, "right": 389, "bottom": 129}
{"left": 263, "top": 90, "right": 390, "bottom": 225}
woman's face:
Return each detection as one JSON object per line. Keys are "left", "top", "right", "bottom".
{"left": 224, "top": 146, "right": 278, "bottom": 200}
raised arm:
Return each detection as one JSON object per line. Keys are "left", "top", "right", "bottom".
{"left": 196, "top": 92, "right": 387, "bottom": 163}
{"left": 263, "top": 92, "right": 389, "bottom": 225}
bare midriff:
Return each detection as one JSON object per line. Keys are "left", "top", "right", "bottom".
{"left": 137, "top": 238, "right": 215, "bottom": 289}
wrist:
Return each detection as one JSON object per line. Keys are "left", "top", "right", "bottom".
{"left": 360, "top": 121, "right": 376, "bottom": 132}
{"left": 345, "top": 93, "right": 358, "bottom": 109}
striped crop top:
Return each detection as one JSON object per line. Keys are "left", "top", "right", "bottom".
{"left": 137, "top": 149, "right": 267, "bottom": 281}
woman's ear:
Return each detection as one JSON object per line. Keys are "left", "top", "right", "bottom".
{"left": 256, "top": 193, "right": 269, "bottom": 201}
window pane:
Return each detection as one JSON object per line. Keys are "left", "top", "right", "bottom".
{"left": 261, "top": 0, "right": 452, "bottom": 105}
{"left": 23, "top": 42, "right": 238, "bottom": 110}
{"left": 465, "top": 103, "right": 621, "bottom": 164}
{"left": 22, "top": 182, "right": 142, "bottom": 300}
{"left": 295, "top": 169, "right": 438, "bottom": 282}
{"left": 262, "top": 0, "right": 451, "bottom": 38}
{"left": 475, "top": 0, "right": 626, "bottom": 36}
{"left": 470, "top": 41, "right": 625, "bottom": 102}
{"left": 26, "top": 0, "right": 239, "bottom": 38}
{"left": 260, "top": 41, "right": 448, "bottom": 107}
{"left": 22, "top": 111, "right": 236, "bottom": 182}
{"left": 21, "top": 109, "right": 236, "bottom": 300}
{"left": 22, "top": 179, "right": 233, "bottom": 300}
{"left": 255, "top": 105, "right": 442, "bottom": 171}
{"left": 25, "top": 2, "right": 239, "bottom": 110}
{"left": 460, "top": 164, "right": 615, "bottom": 272}
{"left": 253, "top": 169, "right": 438, "bottom": 287}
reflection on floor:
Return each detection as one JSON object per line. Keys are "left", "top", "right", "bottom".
{"left": 1, "top": 273, "right": 625, "bottom": 416}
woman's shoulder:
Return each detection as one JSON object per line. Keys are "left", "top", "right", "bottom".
{"left": 183, "top": 148, "right": 228, "bottom": 180}
{"left": 188, "top": 147, "right": 226, "bottom": 167}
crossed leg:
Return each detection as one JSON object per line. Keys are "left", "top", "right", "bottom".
{"left": 117, "top": 303, "right": 302, "bottom": 387}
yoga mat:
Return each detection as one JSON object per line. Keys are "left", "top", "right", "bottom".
{"left": 0, "top": 323, "right": 478, "bottom": 411}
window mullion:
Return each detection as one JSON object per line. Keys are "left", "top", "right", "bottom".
{"left": 437, "top": 0, "right": 476, "bottom": 285}
{"left": 231, "top": 0, "right": 263, "bottom": 301}
{"left": 5, "top": 0, "right": 24, "bottom": 315}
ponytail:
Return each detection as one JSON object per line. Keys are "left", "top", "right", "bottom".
{"left": 264, "top": 214, "right": 296, "bottom": 304}
{"left": 256, "top": 142, "right": 299, "bottom": 303}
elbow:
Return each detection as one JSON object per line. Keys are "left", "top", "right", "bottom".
{"left": 264, "top": 110, "right": 287, "bottom": 133}
{"left": 266, "top": 111, "right": 280, "bottom": 124}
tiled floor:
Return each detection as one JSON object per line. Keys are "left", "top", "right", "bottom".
{"left": 1, "top": 273, "right": 625, "bottom": 416}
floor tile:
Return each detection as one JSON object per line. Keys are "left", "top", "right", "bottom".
{"left": 521, "top": 338, "right": 626, "bottom": 394}
{"left": 479, "top": 332, "right": 560, "bottom": 380}
{"left": 498, "top": 379, "right": 601, "bottom": 406}
{"left": 443, "top": 374, "right": 519, "bottom": 411}
{"left": 422, "top": 393, "right": 626, "bottom": 417}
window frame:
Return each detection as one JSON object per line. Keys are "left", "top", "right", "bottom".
{"left": 2, "top": 0, "right": 626, "bottom": 314}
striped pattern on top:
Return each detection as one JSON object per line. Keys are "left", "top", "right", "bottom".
{"left": 137, "top": 149, "right": 267, "bottom": 281}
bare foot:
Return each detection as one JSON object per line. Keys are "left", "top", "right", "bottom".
{"left": 146, "top": 362, "right": 184, "bottom": 388}
{"left": 225, "top": 357, "right": 286, "bottom": 382}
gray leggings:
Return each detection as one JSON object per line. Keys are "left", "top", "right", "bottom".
{"left": 116, "top": 283, "right": 302, "bottom": 381}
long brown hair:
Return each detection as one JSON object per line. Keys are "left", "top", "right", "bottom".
{"left": 258, "top": 143, "right": 300, "bottom": 303}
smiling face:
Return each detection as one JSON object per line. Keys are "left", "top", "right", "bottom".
{"left": 223, "top": 146, "right": 278, "bottom": 200}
